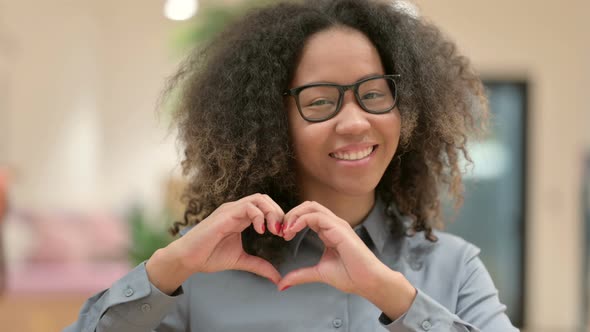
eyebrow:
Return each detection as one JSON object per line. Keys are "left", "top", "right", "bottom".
{"left": 299, "top": 73, "right": 384, "bottom": 86}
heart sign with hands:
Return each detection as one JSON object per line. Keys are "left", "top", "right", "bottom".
{"left": 147, "top": 194, "right": 415, "bottom": 319}
{"left": 278, "top": 200, "right": 385, "bottom": 295}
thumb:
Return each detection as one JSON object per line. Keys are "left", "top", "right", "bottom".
{"left": 277, "top": 265, "right": 321, "bottom": 291}
{"left": 233, "top": 252, "right": 282, "bottom": 285}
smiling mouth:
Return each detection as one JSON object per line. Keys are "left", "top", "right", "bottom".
{"left": 329, "top": 145, "right": 377, "bottom": 161}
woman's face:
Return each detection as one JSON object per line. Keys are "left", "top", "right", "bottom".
{"left": 287, "top": 27, "right": 401, "bottom": 199}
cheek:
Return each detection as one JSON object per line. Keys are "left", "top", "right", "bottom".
{"left": 390, "top": 109, "right": 402, "bottom": 136}
{"left": 381, "top": 111, "right": 402, "bottom": 150}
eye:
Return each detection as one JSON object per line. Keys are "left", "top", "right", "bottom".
{"left": 362, "top": 92, "right": 385, "bottom": 100}
{"left": 308, "top": 99, "right": 335, "bottom": 107}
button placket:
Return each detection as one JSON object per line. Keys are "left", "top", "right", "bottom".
{"left": 421, "top": 319, "right": 432, "bottom": 330}
{"left": 410, "top": 261, "right": 423, "bottom": 270}
{"left": 332, "top": 318, "right": 343, "bottom": 328}
{"left": 124, "top": 287, "right": 134, "bottom": 297}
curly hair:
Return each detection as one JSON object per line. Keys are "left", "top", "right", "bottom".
{"left": 163, "top": 0, "right": 488, "bottom": 265}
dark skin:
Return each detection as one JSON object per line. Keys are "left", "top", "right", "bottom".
{"left": 153, "top": 0, "right": 488, "bottom": 322}
{"left": 147, "top": 27, "right": 416, "bottom": 320}
{"left": 167, "top": 0, "right": 487, "bottom": 265}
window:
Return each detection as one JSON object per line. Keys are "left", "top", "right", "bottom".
{"left": 445, "top": 81, "right": 527, "bottom": 326}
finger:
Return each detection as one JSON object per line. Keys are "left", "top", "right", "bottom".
{"left": 282, "top": 201, "right": 307, "bottom": 227}
{"left": 259, "top": 194, "right": 285, "bottom": 236}
{"left": 249, "top": 194, "right": 282, "bottom": 236}
{"left": 283, "top": 212, "right": 329, "bottom": 241}
{"left": 282, "top": 215, "right": 309, "bottom": 241}
{"left": 260, "top": 194, "right": 285, "bottom": 219}
{"left": 277, "top": 265, "right": 321, "bottom": 291}
{"left": 234, "top": 252, "right": 282, "bottom": 285}
{"left": 282, "top": 201, "right": 310, "bottom": 233}
{"left": 283, "top": 201, "right": 334, "bottom": 231}
{"left": 286, "top": 201, "right": 333, "bottom": 220}
{"left": 244, "top": 202, "right": 266, "bottom": 234}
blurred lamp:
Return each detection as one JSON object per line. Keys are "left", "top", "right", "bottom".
{"left": 164, "top": 0, "right": 198, "bottom": 21}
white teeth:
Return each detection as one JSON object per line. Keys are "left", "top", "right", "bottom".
{"left": 331, "top": 146, "right": 374, "bottom": 161}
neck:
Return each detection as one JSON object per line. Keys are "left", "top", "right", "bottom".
{"left": 298, "top": 186, "right": 376, "bottom": 228}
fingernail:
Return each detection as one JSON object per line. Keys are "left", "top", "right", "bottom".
{"left": 280, "top": 285, "right": 291, "bottom": 292}
{"left": 261, "top": 224, "right": 266, "bottom": 233}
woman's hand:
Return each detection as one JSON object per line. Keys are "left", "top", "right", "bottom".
{"left": 277, "top": 201, "right": 383, "bottom": 294}
{"left": 146, "top": 193, "right": 285, "bottom": 294}
{"left": 276, "top": 201, "right": 416, "bottom": 319}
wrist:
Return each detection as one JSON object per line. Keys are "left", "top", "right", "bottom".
{"left": 146, "top": 244, "right": 193, "bottom": 295}
{"left": 364, "top": 267, "right": 417, "bottom": 321}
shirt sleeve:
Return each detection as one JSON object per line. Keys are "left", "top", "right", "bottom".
{"left": 378, "top": 246, "right": 520, "bottom": 331}
{"left": 63, "top": 262, "right": 187, "bottom": 332}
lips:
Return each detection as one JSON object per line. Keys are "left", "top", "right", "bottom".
{"left": 329, "top": 145, "right": 377, "bottom": 161}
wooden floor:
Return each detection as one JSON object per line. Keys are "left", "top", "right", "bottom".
{"left": 0, "top": 293, "right": 90, "bottom": 332}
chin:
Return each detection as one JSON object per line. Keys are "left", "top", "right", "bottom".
{"left": 331, "top": 180, "right": 380, "bottom": 197}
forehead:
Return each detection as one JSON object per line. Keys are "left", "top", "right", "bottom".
{"left": 291, "top": 27, "right": 385, "bottom": 87}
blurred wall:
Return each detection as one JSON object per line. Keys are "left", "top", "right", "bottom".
{"left": 0, "top": 0, "right": 588, "bottom": 331}
{"left": 0, "top": 0, "right": 180, "bottom": 213}
{"left": 414, "top": 0, "right": 590, "bottom": 330}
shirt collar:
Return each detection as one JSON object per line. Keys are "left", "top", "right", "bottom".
{"left": 358, "top": 197, "right": 390, "bottom": 254}
{"left": 291, "top": 197, "right": 392, "bottom": 257}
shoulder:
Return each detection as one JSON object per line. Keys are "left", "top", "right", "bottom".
{"left": 399, "top": 230, "right": 485, "bottom": 303}
{"left": 402, "top": 229, "right": 481, "bottom": 270}
{"left": 397, "top": 230, "right": 504, "bottom": 316}
{"left": 433, "top": 230, "right": 481, "bottom": 258}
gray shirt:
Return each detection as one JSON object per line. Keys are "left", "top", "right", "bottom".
{"left": 64, "top": 199, "right": 519, "bottom": 331}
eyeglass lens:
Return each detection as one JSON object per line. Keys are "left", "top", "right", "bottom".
{"left": 297, "top": 77, "right": 396, "bottom": 121}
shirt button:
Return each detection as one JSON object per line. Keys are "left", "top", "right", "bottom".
{"left": 124, "top": 287, "right": 134, "bottom": 297}
{"left": 410, "top": 261, "right": 423, "bottom": 270}
{"left": 421, "top": 319, "right": 432, "bottom": 330}
{"left": 332, "top": 318, "right": 343, "bottom": 328}
{"left": 141, "top": 303, "right": 152, "bottom": 313}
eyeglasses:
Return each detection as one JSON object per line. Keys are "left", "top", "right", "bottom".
{"left": 283, "top": 74, "right": 400, "bottom": 122}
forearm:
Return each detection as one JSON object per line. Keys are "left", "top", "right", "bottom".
{"left": 63, "top": 262, "right": 186, "bottom": 332}
{"left": 146, "top": 243, "right": 194, "bottom": 295}
{"left": 363, "top": 266, "right": 417, "bottom": 321}
{"left": 363, "top": 254, "right": 519, "bottom": 332}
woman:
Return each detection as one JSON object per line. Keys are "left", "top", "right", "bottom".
{"left": 66, "top": 0, "right": 518, "bottom": 330}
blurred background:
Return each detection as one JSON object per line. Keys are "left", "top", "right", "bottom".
{"left": 0, "top": 0, "right": 588, "bottom": 331}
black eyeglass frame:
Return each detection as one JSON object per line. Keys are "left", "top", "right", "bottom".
{"left": 283, "top": 74, "right": 401, "bottom": 123}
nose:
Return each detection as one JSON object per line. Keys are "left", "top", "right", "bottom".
{"left": 334, "top": 91, "right": 371, "bottom": 136}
